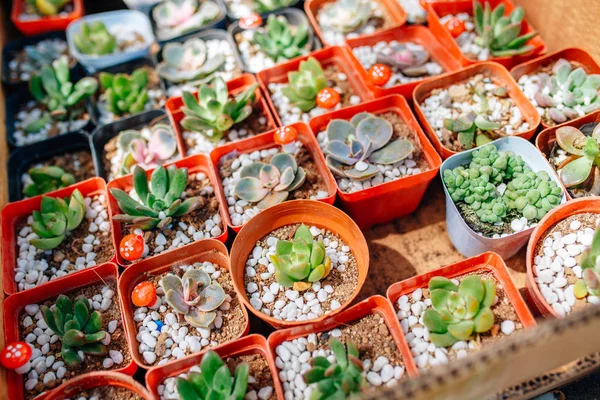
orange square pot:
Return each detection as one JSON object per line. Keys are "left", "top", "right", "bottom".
{"left": 257, "top": 46, "right": 374, "bottom": 126}
{"left": 145, "top": 334, "right": 276, "bottom": 398}
{"left": 309, "top": 94, "right": 442, "bottom": 229}
{"left": 45, "top": 371, "right": 152, "bottom": 400}
{"left": 11, "top": 0, "right": 84, "bottom": 36}
{"left": 164, "top": 73, "right": 277, "bottom": 158}
{"left": 1, "top": 177, "right": 115, "bottom": 296}
{"left": 3, "top": 263, "right": 137, "bottom": 400}
{"left": 413, "top": 61, "right": 540, "bottom": 160}
{"left": 304, "top": 0, "right": 407, "bottom": 47}
{"left": 209, "top": 123, "right": 338, "bottom": 232}
{"left": 107, "top": 154, "right": 229, "bottom": 267}
{"left": 267, "top": 295, "right": 418, "bottom": 399}
{"left": 118, "top": 239, "right": 250, "bottom": 370}
{"left": 511, "top": 47, "right": 600, "bottom": 130}
{"left": 428, "top": 0, "right": 546, "bottom": 69}
{"left": 345, "top": 25, "right": 463, "bottom": 99}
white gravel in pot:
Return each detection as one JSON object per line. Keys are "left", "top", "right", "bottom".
{"left": 319, "top": 2, "right": 386, "bottom": 46}
{"left": 8, "top": 39, "right": 70, "bottom": 83}
{"left": 398, "top": 0, "right": 427, "bottom": 24}
{"left": 13, "top": 103, "right": 88, "bottom": 147}
{"left": 439, "top": 13, "right": 490, "bottom": 61}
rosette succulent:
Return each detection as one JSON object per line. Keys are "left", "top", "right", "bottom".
{"left": 317, "top": 0, "right": 372, "bottom": 34}
{"left": 160, "top": 269, "right": 226, "bottom": 328}
{"left": 472, "top": 1, "right": 538, "bottom": 57}
{"left": 41, "top": 294, "right": 107, "bottom": 367}
{"left": 233, "top": 153, "right": 306, "bottom": 209}
{"left": 180, "top": 77, "right": 258, "bottom": 141}
{"left": 375, "top": 43, "right": 433, "bottom": 78}
{"left": 157, "top": 38, "right": 225, "bottom": 84}
{"left": 24, "top": 166, "right": 76, "bottom": 198}
{"left": 573, "top": 226, "right": 600, "bottom": 299}
{"left": 303, "top": 338, "right": 365, "bottom": 399}
{"left": 324, "top": 113, "right": 414, "bottom": 181}
{"left": 110, "top": 165, "right": 201, "bottom": 230}
{"left": 99, "top": 68, "right": 149, "bottom": 116}
{"left": 269, "top": 224, "right": 332, "bottom": 291}
{"left": 282, "top": 57, "right": 327, "bottom": 112}
{"left": 117, "top": 125, "right": 178, "bottom": 176}
{"left": 153, "top": 0, "right": 222, "bottom": 41}
{"left": 29, "top": 189, "right": 86, "bottom": 250}
{"left": 443, "top": 115, "right": 499, "bottom": 150}
{"left": 423, "top": 276, "right": 496, "bottom": 347}
{"left": 73, "top": 21, "right": 118, "bottom": 56}
{"left": 176, "top": 350, "right": 249, "bottom": 400}
{"left": 27, "top": 0, "right": 72, "bottom": 16}
{"left": 253, "top": 15, "right": 310, "bottom": 63}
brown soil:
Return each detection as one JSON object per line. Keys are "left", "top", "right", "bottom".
{"left": 18, "top": 100, "right": 89, "bottom": 137}
{"left": 324, "top": 65, "right": 359, "bottom": 108}
{"left": 7, "top": 46, "right": 74, "bottom": 84}
{"left": 24, "top": 150, "right": 95, "bottom": 191}
{"left": 19, "top": 280, "right": 130, "bottom": 399}
{"left": 69, "top": 386, "right": 143, "bottom": 400}
{"left": 226, "top": 353, "right": 276, "bottom": 399}
{"left": 119, "top": 33, "right": 146, "bottom": 53}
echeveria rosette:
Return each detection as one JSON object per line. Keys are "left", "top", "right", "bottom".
{"left": 423, "top": 276, "right": 496, "bottom": 347}
{"left": 117, "top": 125, "right": 178, "bottom": 176}
{"left": 317, "top": 0, "right": 372, "bottom": 34}
{"left": 157, "top": 38, "right": 225, "bottom": 84}
{"left": 73, "top": 21, "right": 117, "bottom": 56}
{"left": 555, "top": 125, "right": 600, "bottom": 191}
{"left": 99, "top": 68, "right": 150, "bottom": 117}
{"left": 253, "top": 15, "right": 310, "bottom": 63}
{"left": 153, "top": 0, "right": 221, "bottom": 42}
{"left": 160, "top": 269, "right": 226, "bottom": 328}
{"left": 282, "top": 57, "right": 327, "bottom": 113}
{"left": 41, "top": 294, "right": 107, "bottom": 367}
{"left": 24, "top": 166, "right": 76, "bottom": 198}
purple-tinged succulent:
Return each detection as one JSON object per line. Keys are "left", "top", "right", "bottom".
{"left": 118, "top": 124, "right": 178, "bottom": 175}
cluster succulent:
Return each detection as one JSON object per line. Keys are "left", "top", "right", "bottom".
{"left": 253, "top": 0, "right": 295, "bottom": 14}
{"left": 29, "top": 189, "right": 86, "bottom": 250}
{"left": 253, "top": 15, "right": 310, "bottom": 63}
{"left": 472, "top": 1, "right": 538, "bottom": 57}
{"left": 317, "top": 0, "right": 372, "bottom": 34}
{"left": 176, "top": 350, "right": 249, "bottom": 400}
{"left": 99, "top": 68, "right": 149, "bottom": 116}
{"left": 157, "top": 38, "right": 225, "bottom": 84}
{"left": 282, "top": 57, "right": 327, "bottom": 112}
{"left": 303, "top": 338, "right": 365, "bottom": 399}
{"left": 73, "top": 21, "right": 118, "bottom": 56}
{"left": 24, "top": 166, "right": 76, "bottom": 198}
{"left": 376, "top": 43, "right": 433, "bottom": 77}
{"left": 269, "top": 224, "right": 332, "bottom": 291}
{"left": 26, "top": 55, "right": 98, "bottom": 133}
{"left": 117, "top": 125, "right": 178, "bottom": 176}
{"left": 41, "top": 294, "right": 107, "bottom": 367}
{"left": 153, "top": 0, "right": 221, "bottom": 41}
{"left": 180, "top": 77, "right": 258, "bottom": 141}
{"left": 27, "top": 0, "right": 72, "bottom": 16}
{"left": 443, "top": 115, "right": 499, "bottom": 150}
{"left": 324, "top": 113, "right": 414, "bottom": 181}
{"left": 234, "top": 153, "right": 306, "bottom": 210}
{"left": 160, "top": 269, "right": 226, "bottom": 329}
{"left": 423, "top": 276, "right": 496, "bottom": 347}
{"left": 110, "top": 165, "right": 201, "bottom": 230}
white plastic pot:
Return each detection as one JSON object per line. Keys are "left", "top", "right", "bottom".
{"left": 441, "top": 136, "right": 568, "bottom": 259}
{"left": 66, "top": 10, "right": 155, "bottom": 72}
{"left": 122, "top": 0, "right": 162, "bottom": 14}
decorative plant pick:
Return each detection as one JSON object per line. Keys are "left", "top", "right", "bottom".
{"left": 316, "top": 88, "right": 340, "bottom": 110}
{"left": 176, "top": 350, "right": 250, "bottom": 400}
{"left": 160, "top": 269, "right": 226, "bottom": 328}
{"left": 324, "top": 113, "right": 414, "bottom": 181}
{"left": 29, "top": 189, "right": 86, "bottom": 250}
{"left": 367, "top": 64, "right": 392, "bottom": 86}
{"left": 234, "top": 153, "right": 306, "bottom": 210}
{"left": 117, "top": 125, "right": 178, "bottom": 175}
{"left": 132, "top": 281, "right": 157, "bottom": 307}
{"left": 1, "top": 342, "right": 32, "bottom": 373}
{"left": 269, "top": 224, "right": 332, "bottom": 291}
{"left": 422, "top": 275, "right": 496, "bottom": 347}
{"left": 303, "top": 338, "right": 365, "bottom": 399}
{"left": 110, "top": 165, "right": 202, "bottom": 230}
{"left": 575, "top": 226, "right": 600, "bottom": 299}
{"left": 274, "top": 126, "right": 298, "bottom": 153}
{"left": 41, "top": 294, "right": 108, "bottom": 367}
{"left": 73, "top": 21, "right": 118, "bottom": 56}
{"left": 282, "top": 57, "right": 327, "bottom": 112}
{"left": 239, "top": 13, "right": 263, "bottom": 30}
{"left": 153, "top": 0, "right": 221, "bottom": 41}
{"left": 317, "top": 0, "right": 372, "bottom": 34}
{"left": 252, "top": 15, "right": 310, "bottom": 63}
{"left": 99, "top": 68, "right": 150, "bottom": 117}
{"left": 119, "top": 233, "right": 145, "bottom": 261}
{"left": 555, "top": 125, "right": 600, "bottom": 191}
{"left": 24, "top": 166, "right": 76, "bottom": 198}
{"left": 156, "top": 38, "right": 225, "bottom": 84}
{"left": 444, "top": 17, "right": 466, "bottom": 38}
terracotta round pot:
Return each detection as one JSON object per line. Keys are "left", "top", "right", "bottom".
{"left": 229, "top": 200, "right": 369, "bottom": 328}
{"left": 44, "top": 371, "right": 152, "bottom": 399}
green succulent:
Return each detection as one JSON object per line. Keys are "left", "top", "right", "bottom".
{"left": 180, "top": 77, "right": 258, "bottom": 142}
{"left": 27, "top": 0, "right": 72, "bottom": 16}
{"left": 423, "top": 276, "right": 496, "bottom": 347}
{"left": 74, "top": 21, "right": 118, "bottom": 56}
{"left": 253, "top": 15, "right": 310, "bottom": 63}
{"left": 472, "top": 1, "right": 538, "bottom": 57}
{"left": 303, "top": 338, "right": 365, "bottom": 399}
{"left": 282, "top": 57, "right": 327, "bottom": 112}
{"left": 24, "top": 166, "right": 76, "bottom": 198}
{"left": 29, "top": 189, "right": 86, "bottom": 250}
{"left": 176, "top": 350, "right": 249, "bottom": 400}
{"left": 443, "top": 115, "right": 498, "bottom": 150}
{"left": 99, "top": 68, "right": 149, "bottom": 116}
{"left": 41, "top": 294, "right": 107, "bottom": 367}
{"left": 269, "top": 224, "right": 331, "bottom": 291}
{"left": 253, "top": 0, "right": 295, "bottom": 14}
{"left": 574, "top": 227, "right": 600, "bottom": 299}
{"left": 317, "top": 0, "right": 372, "bottom": 34}
{"left": 554, "top": 125, "right": 600, "bottom": 190}
{"left": 110, "top": 165, "right": 201, "bottom": 230}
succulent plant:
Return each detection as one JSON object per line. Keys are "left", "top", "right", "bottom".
{"left": 253, "top": 15, "right": 310, "bottom": 63}
{"left": 176, "top": 350, "right": 249, "bottom": 400}
{"left": 233, "top": 153, "right": 306, "bottom": 209}
{"left": 99, "top": 68, "right": 150, "bottom": 116}
{"left": 41, "top": 294, "right": 107, "bottom": 367}
{"left": 472, "top": 1, "right": 538, "bottom": 57}
{"left": 29, "top": 189, "right": 86, "bottom": 250}
{"left": 117, "top": 125, "right": 178, "bottom": 176}
{"left": 317, "top": 0, "right": 372, "bottom": 34}
{"left": 303, "top": 338, "right": 365, "bottom": 399}
{"left": 73, "top": 21, "right": 118, "bottom": 56}
{"left": 153, "top": 0, "right": 221, "bottom": 41}
{"left": 110, "top": 165, "right": 201, "bottom": 230}
{"left": 24, "top": 166, "right": 76, "bottom": 198}
{"left": 443, "top": 115, "right": 499, "bottom": 150}
{"left": 157, "top": 38, "right": 225, "bottom": 84}
{"left": 574, "top": 227, "right": 600, "bottom": 299}
{"left": 253, "top": 0, "right": 295, "bottom": 14}
{"left": 269, "top": 224, "right": 332, "bottom": 291}
{"left": 26, "top": 0, "right": 71, "bottom": 16}
{"left": 180, "top": 77, "right": 258, "bottom": 141}
{"left": 375, "top": 43, "right": 432, "bottom": 77}
{"left": 282, "top": 57, "right": 327, "bottom": 112}
{"left": 324, "top": 113, "right": 414, "bottom": 181}
{"left": 160, "top": 269, "right": 226, "bottom": 328}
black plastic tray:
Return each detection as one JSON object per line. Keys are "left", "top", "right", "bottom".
{"left": 7, "top": 131, "right": 94, "bottom": 202}
{"left": 90, "top": 109, "right": 169, "bottom": 181}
